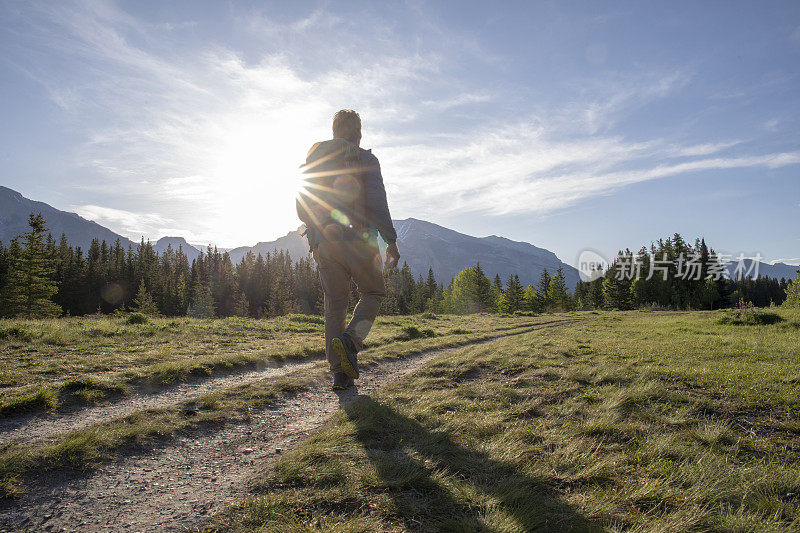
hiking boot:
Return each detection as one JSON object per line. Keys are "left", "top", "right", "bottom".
{"left": 332, "top": 334, "right": 359, "bottom": 379}
{"left": 332, "top": 372, "right": 354, "bottom": 390}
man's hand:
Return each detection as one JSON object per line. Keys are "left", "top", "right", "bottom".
{"left": 385, "top": 242, "right": 400, "bottom": 270}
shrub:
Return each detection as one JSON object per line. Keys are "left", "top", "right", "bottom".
{"left": 717, "top": 301, "right": 784, "bottom": 326}
{"left": 638, "top": 302, "right": 672, "bottom": 311}
{"left": 127, "top": 312, "right": 148, "bottom": 325}
{"left": 396, "top": 325, "right": 436, "bottom": 340}
{"left": 0, "top": 326, "right": 34, "bottom": 342}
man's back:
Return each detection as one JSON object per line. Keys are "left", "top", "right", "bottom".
{"left": 298, "top": 139, "right": 396, "bottom": 249}
{"left": 296, "top": 109, "right": 399, "bottom": 391}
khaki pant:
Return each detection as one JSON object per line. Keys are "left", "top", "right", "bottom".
{"left": 316, "top": 239, "right": 386, "bottom": 373}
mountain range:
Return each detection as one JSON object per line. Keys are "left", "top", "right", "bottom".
{"left": 0, "top": 186, "right": 201, "bottom": 261}
{"left": 227, "top": 218, "right": 582, "bottom": 289}
{"left": 0, "top": 186, "right": 579, "bottom": 288}
{"left": 1, "top": 186, "right": 796, "bottom": 290}
{"left": 1, "top": 186, "right": 138, "bottom": 252}
{"left": 726, "top": 259, "right": 798, "bottom": 283}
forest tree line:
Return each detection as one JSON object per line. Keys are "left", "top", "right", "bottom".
{"left": 0, "top": 214, "right": 797, "bottom": 318}
{"left": 574, "top": 234, "right": 796, "bottom": 311}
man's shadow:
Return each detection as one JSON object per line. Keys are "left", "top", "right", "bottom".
{"left": 337, "top": 394, "right": 599, "bottom": 532}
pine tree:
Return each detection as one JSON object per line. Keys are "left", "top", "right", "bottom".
{"left": 602, "top": 276, "right": 631, "bottom": 310}
{"left": 426, "top": 268, "right": 437, "bottom": 300}
{"left": 233, "top": 291, "right": 249, "bottom": 317}
{"left": 505, "top": 274, "right": 524, "bottom": 313}
{"left": 0, "top": 213, "right": 61, "bottom": 318}
{"left": 523, "top": 284, "right": 539, "bottom": 313}
{"left": 589, "top": 278, "right": 604, "bottom": 309}
{"left": 411, "top": 274, "right": 428, "bottom": 314}
{"left": 547, "top": 267, "right": 571, "bottom": 311}
{"left": 784, "top": 272, "right": 800, "bottom": 309}
{"left": 188, "top": 279, "right": 216, "bottom": 318}
{"left": 701, "top": 277, "right": 720, "bottom": 310}
{"left": 133, "top": 279, "right": 160, "bottom": 315}
{"left": 491, "top": 274, "right": 503, "bottom": 310}
{"left": 448, "top": 264, "right": 494, "bottom": 314}
{"left": 397, "top": 262, "right": 415, "bottom": 314}
{"left": 0, "top": 241, "right": 9, "bottom": 302}
{"left": 473, "top": 263, "right": 494, "bottom": 310}
{"left": 380, "top": 269, "right": 401, "bottom": 314}
{"left": 495, "top": 292, "right": 510, "bottom": 314}
{"left": 536, "top": 268, "right": 552, "bottom": 311}
{"left": 630, "top": 277, "right": 647, "bottom": 307}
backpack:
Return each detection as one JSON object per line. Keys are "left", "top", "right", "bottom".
{"left": 296, "top": 138, "right": 366, "bottom": 247}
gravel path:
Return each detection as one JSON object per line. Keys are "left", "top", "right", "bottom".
{"left": 0, "top": 348, "right": 449, "bottom": 532}
{"left": 0, "top": 360, "right": 319, "bottom": 446}
{"left": 0, "top": 322, "right": 572, "bottom": 532}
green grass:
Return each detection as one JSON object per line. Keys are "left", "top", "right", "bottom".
{"left": 0, "top": 313, "right": 539, "bottom": 417}
{"left": 0, "top": 315, "right": 551, "bottom": 499}
{"left": 208, "top": 308, "right": 800, "bottom": 532}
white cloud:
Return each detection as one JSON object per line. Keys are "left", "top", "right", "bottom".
{"left": 670, "top": 141, "right": 742, "bottom": 157}
{"left": 75, "top": 205, "right": 173, "bottom": 239}
{"left": 421, "top": 92, "right": 494, "bottom": 112}
{"left": 380, "top": 116, "right": 796, "bottom": 218}
{"left": 771, "top": 258, "right": 800, "bottom": 266}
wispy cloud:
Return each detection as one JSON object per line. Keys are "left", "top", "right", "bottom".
{"left": 770, "top": 258, "right": 800, "bottom": 266}
{"left": 763, "top": 118, "right": 780, "bottom": 132}
{"left": 75, "top": 205, "right": 173, "bottom": 239}
{"left": 382, "top": 121, "right": 798, "bottom": 217}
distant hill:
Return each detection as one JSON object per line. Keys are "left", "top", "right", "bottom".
{"left": 228, "top": 230, "right": 309, "bottom": 265}
{"left": 0, "top": 186, "right": 200, "bottom": 260}
{"left": 0, "top": 186, "right": 137, "bottom": 251}
{"left": 724, "top": 259, "right": 799, "bottom": 282}
{"left": 392, "top": 218, "right": 581, "bottom": 289}
{"left": 152, "top": 237, "right": 201, "bottom": 262}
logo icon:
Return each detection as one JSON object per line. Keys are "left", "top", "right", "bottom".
{"left": 576, "top": 249, "right": 609, "bottom": 282}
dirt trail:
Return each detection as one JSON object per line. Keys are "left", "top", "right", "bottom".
{"left": 0, "top": 324, "right": 552, "bottom": 446}
{"left": 0, "top": 322, "right": 571, "bottom": 532}
{"left": 0, "top": 349, "right": 449, "bottom": 532}
{"left": 0, "top": 360, "right": 319, "bottom": 446}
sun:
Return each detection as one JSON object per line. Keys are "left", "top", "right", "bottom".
{"left": 208, "top": 119, "right": 309, "bottom": 245}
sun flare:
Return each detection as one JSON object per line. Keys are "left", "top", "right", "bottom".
{"left": 207, "top": 118, "right": 313, "bottom": 245}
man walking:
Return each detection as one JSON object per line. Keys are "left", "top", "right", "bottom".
{"left": 297, "top": 109, "right": 401, "bottom": 390}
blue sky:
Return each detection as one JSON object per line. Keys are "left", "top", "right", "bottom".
{"left": 1, "top": 0, "right": 799, "bottom": 266}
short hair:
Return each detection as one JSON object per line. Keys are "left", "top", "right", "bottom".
{"left": 332, "top": 109, "right": 361, "bottom": 144}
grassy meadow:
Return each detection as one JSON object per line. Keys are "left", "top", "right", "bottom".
{"left": 210, "top": 309, "right": 800, "bottom": 532}
{"left": 1, "top": 308, "right": 798, "bottom": 530}
{"left": 0, "top": 312, "right": 536, "bottom": 418}
{"left": 0, "top": 312, "right": 544, "bottom": 498}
